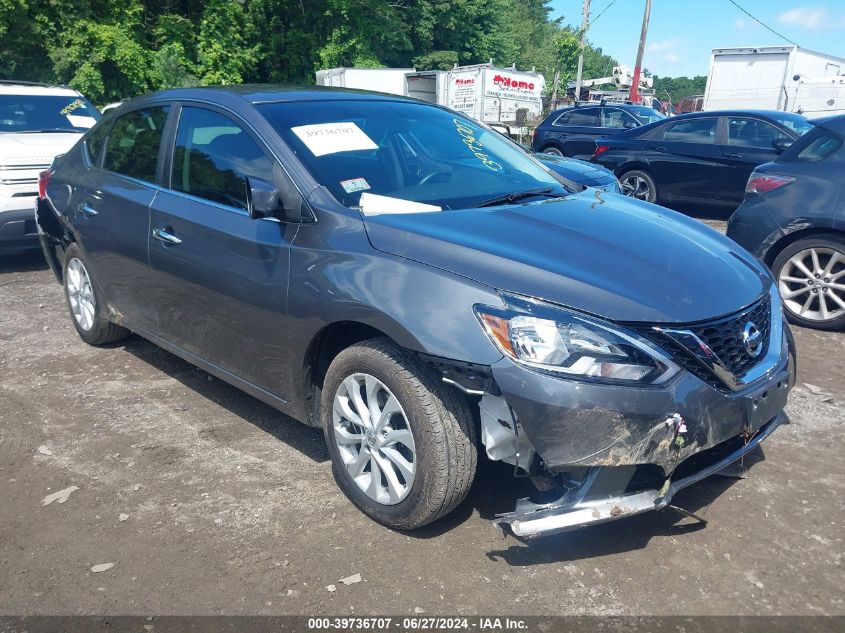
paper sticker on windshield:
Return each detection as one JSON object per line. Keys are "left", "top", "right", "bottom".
{"left": 291, "top": 122, "right": 378, "bottom": 157}
{"left": 340, "top": 177, "right": 370, "bottom": 193}
{"left": 66, "top": 114, "right": 97, "bottom": 129}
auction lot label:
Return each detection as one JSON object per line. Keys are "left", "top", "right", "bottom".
{"left": 292, "top": 122, "right": 378, "bottom": 157}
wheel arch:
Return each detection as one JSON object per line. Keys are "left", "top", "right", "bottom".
{"left": 763, "top": 225, "right": 845, "bottom": 266}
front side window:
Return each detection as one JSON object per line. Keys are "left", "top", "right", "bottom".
{"left": 602, "top": 109, "right": 638, "bottom": 129}
{"left": 626, "top": 105, "right": 666, "bottom": 124}
{"left": 258, "top": 99, "right": 570, "bottom": 210}
{"left": 171, "top": 107, "right": 275, "bottom": 211}
{"left": 103, "top": 106, "right": 170, "bottom": 183}
{"left": 770, "top": 112, "right": 812, "bottom": 137}
{"left": 662, "top": 118, "right": 716, "bottom": 144}
{"left": 727, "top": 117, "right": 783, "bottom": 149}
{"left": 0, "top": 94, "right": 100, "bottom": 133}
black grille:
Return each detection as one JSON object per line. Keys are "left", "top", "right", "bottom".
{"left": 635, "top": 295, "right": 771, "bottom": 390}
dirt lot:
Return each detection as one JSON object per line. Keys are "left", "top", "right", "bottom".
{"left": 1, "top": 222, "right": 844, "bottom": 617}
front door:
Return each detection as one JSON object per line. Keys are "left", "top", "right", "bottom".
{"left": 147, "top": 104, "right": 297, "bottom": 397}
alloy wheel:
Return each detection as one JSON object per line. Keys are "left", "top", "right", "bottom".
{"left": 542, "top": 147, "right": 564, "bottom": 157}
{"left": 778, "top": 247, "right": 845, "bottom": 322}
{"left": 621, "top": 174, "right": 651, "bottom": 200}
{"left": 332, "top": 373, "right": 416, "bottom": 505}
{"left": 66, "top": 257, "right": 96, "bottom": 331}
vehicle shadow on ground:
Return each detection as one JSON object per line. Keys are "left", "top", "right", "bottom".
{"left": 0, "top": 250, "right": 47, "bottom": 274}
{"left": 118, "top": 335, "right": 330, "bottom": 464}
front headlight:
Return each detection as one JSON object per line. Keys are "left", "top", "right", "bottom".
{"left": 475, "top": 294, "right": 679, "bottom": 385}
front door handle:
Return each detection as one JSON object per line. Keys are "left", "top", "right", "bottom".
{"left": 152, "top": 227, "right": 182, "bottom": 245}
{"left": 722, "top": 152, "right": 742, "bottom": 159}
{"left": 77, "top": 203, "right": 98, "bottom": 217}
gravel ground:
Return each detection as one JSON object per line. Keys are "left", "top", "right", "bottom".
{"left": 1, "top": 220, "right": 843, "bottom": 617}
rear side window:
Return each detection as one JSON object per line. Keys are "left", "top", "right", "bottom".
{"left": 171, "top": 107, "right": 275, "bottom": 211}
{"left": 662, "top": 118, "right": 716, "bottom": 144}
{"left": 780, "top": 128, "right": 843, "bottom": 163}
{"left": 565, "top": 108, "right": 599, "bottom": 127}
{"left": 103, "top": 107, "right": 170, "bottom": 183}
{"left": 84, "top": 122, "right": 110, "bottom": 166}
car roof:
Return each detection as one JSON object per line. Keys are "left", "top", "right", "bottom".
{"left": 0, "top": 81, "right": 81, "bottom": 97}
{"left": 668, "top": 109, "right": 805, "bottom": 119}
{"left": 141, "top": 84, "right": 416, "bottom": 106}
{"left": 812, "top": 114, "right": 845, "bottom": 136}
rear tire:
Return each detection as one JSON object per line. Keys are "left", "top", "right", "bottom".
{"left": 619, "top": 169, "right": 658, "bottom": 203}
{"left": 62, "top": 243, "right": 129, "bottom": 345}
{"left": 771, "top": 236, "right": 845, "bottom": 331}
{"left": 321, "top": 338, "right": 477, "bottom": 530}
{"left": 540, "top": 145, "right": 564, "bottom": 157}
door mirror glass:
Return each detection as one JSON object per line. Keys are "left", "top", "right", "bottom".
{"left": 623, "top": 121, "right": 638, "bottom": 129}
{"left": 246, "top": 177, "right": 280, "bottom": 219}
{"left": 772, "top": 137, "right": 793, "bottom": 152}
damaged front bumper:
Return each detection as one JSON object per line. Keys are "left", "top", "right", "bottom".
{"left": 493, "top": 413, "right": 786, "bottom": 538}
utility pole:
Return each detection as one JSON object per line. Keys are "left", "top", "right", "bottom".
{"left": 629, "top": 0, "right": 652, "bottom": 104}
{"left": 573, "top": 0, "right": 591, "bottom": 103}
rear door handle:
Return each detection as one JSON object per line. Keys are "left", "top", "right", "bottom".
{"left": 722, "top": 152, "right": 742, "bottom": 159}
{"left": 77, "top": 203, "right": 98, "bottom": 217}
{"left": 152, "top": 227, "right": 182, "bottom": 245}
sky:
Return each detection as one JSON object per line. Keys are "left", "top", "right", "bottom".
{"left": 549, "top": 0, "right": 845, "bottom": 78}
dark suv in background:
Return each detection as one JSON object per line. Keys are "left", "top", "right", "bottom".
{"left": 532, "top": 103, "right": 665, "bottom": 160}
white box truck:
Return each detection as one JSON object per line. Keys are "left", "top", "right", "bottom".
{"left": 703, "top": 46, "right": 845, "bottom": 114}
{"left": 405, "top": 63, "right": 545, "bottom": 134}
{"left": 315, "top": 67, "right": 415, "bottom": 96}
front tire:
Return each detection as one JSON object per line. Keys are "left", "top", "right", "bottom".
{"left": 321, "top": 338, "right": 477, "bottom": 530}
{"left": 62, "top": 243, "right": 129, "bottom": 345}
{"left": 772, "top": 236, "right": 845, "bottom": 331}
{"left": 619, "top": 169, "right": 657, "bottom": 203}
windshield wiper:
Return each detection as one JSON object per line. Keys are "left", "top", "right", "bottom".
{"left": 475, "top": 187, "right": 565, "bottom": 208}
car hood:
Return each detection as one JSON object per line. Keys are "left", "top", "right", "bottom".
{"left": 0, "top": 132, "right": 83, "bottom": 162}
{"left": 363, "top": 191, "right": 769, "bottom": 324}
{"left": 534, "top": 153, "right": 616, "bottom": 186}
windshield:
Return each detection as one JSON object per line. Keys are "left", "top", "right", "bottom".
{"left": 258, "top": 100, "right": 571, "bottom": 210}
{"left": 771, "top": 112, "right": 813, "bottom": 136}
{"left": 628, "top": 105, "right": 666, "bottom": 124}
{"left": 0, "top": 94, "right": 100, "bottom": 133}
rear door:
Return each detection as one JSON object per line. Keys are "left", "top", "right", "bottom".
{"left": 718, "top": 115, "right": 787, "bottom": 207}
{"left": 559, "top": 107, "right": 602, "bottom": 159}
{"left": 70, "top": 105, "right": 171, "bottom": 329}
{"left": 147, "top": 103, "right": 298, "bottom": 396}
{"left": 645, "top": 116, "right": 720, "bottom": 204}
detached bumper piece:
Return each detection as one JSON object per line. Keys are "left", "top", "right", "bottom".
{"left": 493, "top": 413, "right": 786, "bottom": 538}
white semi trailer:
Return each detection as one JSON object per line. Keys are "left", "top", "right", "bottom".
{"left": 703, "top": 45, "right": 845, "bottom": 115}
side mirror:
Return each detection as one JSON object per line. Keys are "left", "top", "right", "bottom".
{"left": 772, "top": 138, "right": 793, "bottom": 152}
{"left": 623, "top": 121, "right": 638, "bottom": 129}
{"left": 246, "top": 176, "right": 282, "bottom": 220}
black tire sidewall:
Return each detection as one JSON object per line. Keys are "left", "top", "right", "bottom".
{"left": 772, "top": 236, "right": 845, "bottom": 331}
{"left": 321, "top": 342, "right": 450, "bottom": 529}
{"left": 620, "top": 169, "right": 657, "bottom": 203}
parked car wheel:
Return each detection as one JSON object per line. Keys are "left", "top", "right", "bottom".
{"left": 62, "top": 243, "right": 129, "bottom": 345}
{"left": 321, "top": 338, "right": 477, "bottom": 530}
{"left": 619, "top": 169, "right": 657, "bottom": 202}
{"left": 540, "top": 145, "right": 564, "bottom": 157}
{"left": 772, "top": 236, "right": 845, "bottom": 330}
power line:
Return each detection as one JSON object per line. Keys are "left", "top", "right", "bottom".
{"left": 589, "top": 0, "right": 618, "bottom": 28}
{"left": 727, "top": 0, "right": 799, "bottom": 47}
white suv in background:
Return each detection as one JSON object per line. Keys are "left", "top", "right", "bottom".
{"left": 0, "top": 81, "right": 100, "bottom": 255}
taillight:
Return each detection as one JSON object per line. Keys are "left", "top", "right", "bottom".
{"left": 38, "top": 170, "right": 53, "bottom": 199}
{"left": 593, "top": 145, "right": 610, "bottom": 159}
{"left": 746, "top": 173, "right": 795, "bottom": 194}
